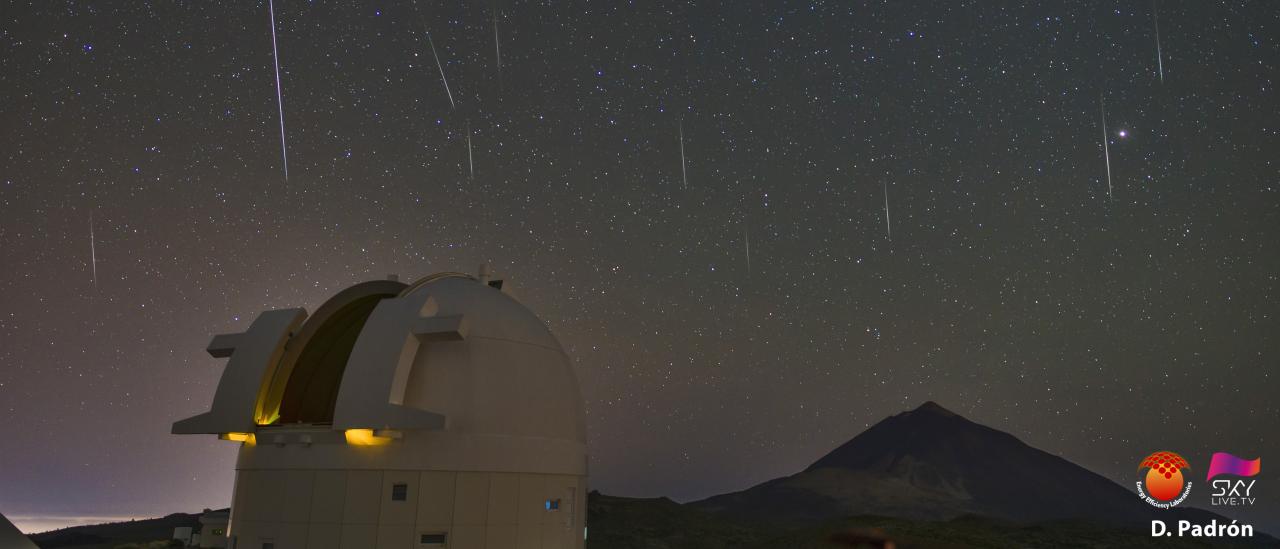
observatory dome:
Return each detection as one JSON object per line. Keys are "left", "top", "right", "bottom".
{"left": 174, "top": 270, "right": 587, "bottom": 549}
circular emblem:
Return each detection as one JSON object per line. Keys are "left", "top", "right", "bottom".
{"left": 1138, "top": 451, "right": 1192, "bottom": 506}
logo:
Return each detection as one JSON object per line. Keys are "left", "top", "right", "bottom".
{"left": 1137, "top": 451, "right": 1192, "bottom": 508}
{"left": 1207, "top": 452, "right": 1260, "bottom": 507}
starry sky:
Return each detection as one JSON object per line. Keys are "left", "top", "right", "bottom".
{"left": 2, "top": 0, "right": 1278, "bottom": 535}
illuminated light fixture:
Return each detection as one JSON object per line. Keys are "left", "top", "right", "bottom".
{"left": 344, "top": 428, "right": 393, "bottom": 446}
{"left": 220, "top": 432, "right": 255, "bottom": 444}
{"left": 255, "top": 410, "right": 280, "bottom": 426}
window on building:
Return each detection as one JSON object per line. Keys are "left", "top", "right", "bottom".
{"left": 419, "top": 532, "right": 447, "bottom": 546}
{"left": 545, "top": 498, "right": 561, "bottom": 510}
{"left": 392, "top": 483, "right": 408, "bottom": 501}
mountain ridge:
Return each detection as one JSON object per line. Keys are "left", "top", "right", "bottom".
{"left": 693, "top": 401, "right": 1222, "bottom": 528}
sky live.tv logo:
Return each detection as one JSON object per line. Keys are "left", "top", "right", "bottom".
{"left": 1206, "top": 452, "right": 1260, "bottom": 507}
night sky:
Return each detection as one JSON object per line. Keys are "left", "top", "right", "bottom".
{"left": 2, "top": 0, "right": 1278, "bottom": 534}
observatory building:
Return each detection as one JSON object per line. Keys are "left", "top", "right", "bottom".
{"left": 173, "top": 270, "right": 587, "bottom": 549}
{"left": 0, "top": 511, "right": 38, "bottom": 549}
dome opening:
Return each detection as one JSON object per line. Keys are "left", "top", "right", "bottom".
{"left": 275, "top": 294, "right": 385, "bottom": 424}
{"left": 255, "top": 280, "right": 406, "bottom": 425}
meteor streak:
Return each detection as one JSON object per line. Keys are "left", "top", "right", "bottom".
{"left": 678, "top": 121, "right": 688, "bottom": 188}
{"left": 883, "top": 181, "right": 891, "bottom": 240}
{"left": 89, "top": 211, "right": 97, "bottom": 287}
{"left": 493, "top": 11, "right": 502, "bottom": 90}
{"left": 466, "top": 122, "right": 474, "bottom": 181}
{"left": 268, "top": 0, "right": 289, "bottom": 181}
{"left": 1100, "top": 93, "right": 1113, "bottom": 201}
{"left": 427, "top": 32, "right": 455, "bottom": 110}
{"left": 1154, "top": 1, "right": 1164, "bottom": 83}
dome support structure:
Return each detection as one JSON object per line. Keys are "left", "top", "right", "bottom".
{"left": 172, "top": 308, "right": 307, "bottom": 435}
{"left": 331, "top": 295, "right": 461, "bottom": 431}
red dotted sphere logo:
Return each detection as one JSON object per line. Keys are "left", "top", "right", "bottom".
{"left": 1138, "top": 451, "right": 1190, "bottom": 502}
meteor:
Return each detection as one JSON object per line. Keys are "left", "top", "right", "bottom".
{"left": 883, "top": 181, "right": 891, "bottom": 240}
{"left": 89, "top": 211, "right": 98, "bottom": 287}
{"left": 679, "top": 121, "right": 688, "bottom": 188}
{"left": 427, "top": 32, "right": 455, "bottom": 109}
{"left": 466, "top": 122, "right": 474, "bottom": 181}
{"left": 1100, "top": 93, "right": 1113, "bottom": 201}
{"left": 1154, "top": 1, "right": 1164, "bottom": 83}
{"left": 493, "top": 11, "right": 502, "bottom": 90}
{"left": 268, "top": 0, "right": 289, "bottom": 181}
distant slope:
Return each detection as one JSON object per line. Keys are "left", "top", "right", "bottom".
{"left": 585, "top": 494, "right": 1272, "bottom": 549}
{"left": 586, "top": 492, "right": 768, "bottom": 549}
{"left": 694, "top": 401, "right": 1211, "bottom": 527}
{"left": 29, "top": 512, "right": 204, "bottom": 549}
{"left": 21, "top": 497, "right": 1272, "bottom": 549}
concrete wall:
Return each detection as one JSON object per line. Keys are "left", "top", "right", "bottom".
{"left": 230, "top": 469, "right": 585, "bottom": 549}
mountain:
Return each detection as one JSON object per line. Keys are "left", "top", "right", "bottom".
{"left": 28, "top": 512, "right": 203, "bottom": 549}
{"left": 694, "top": 401, "right": 1186, "bottom": 525}
{"left": 584, "top": 492, "right": 1219, "bottom": 549}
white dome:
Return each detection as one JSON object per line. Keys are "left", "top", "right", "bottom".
{"left": 175, "top": 271, "right": 589, "bottom": 549}
{"left": 395, "top": 275, "right": 586, "bottom": 444}
{"left": 174, "top": 271, "right": 587, "bottom": 475}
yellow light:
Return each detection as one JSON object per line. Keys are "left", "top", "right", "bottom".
{"left": 255, "top": 410, "right": 280, "bottom": 426}
{"left": 344, "top": 429, "right": 392, "bottom": 446}
{"left": 221, "top": 433, "right": 255, "bottom": 444}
